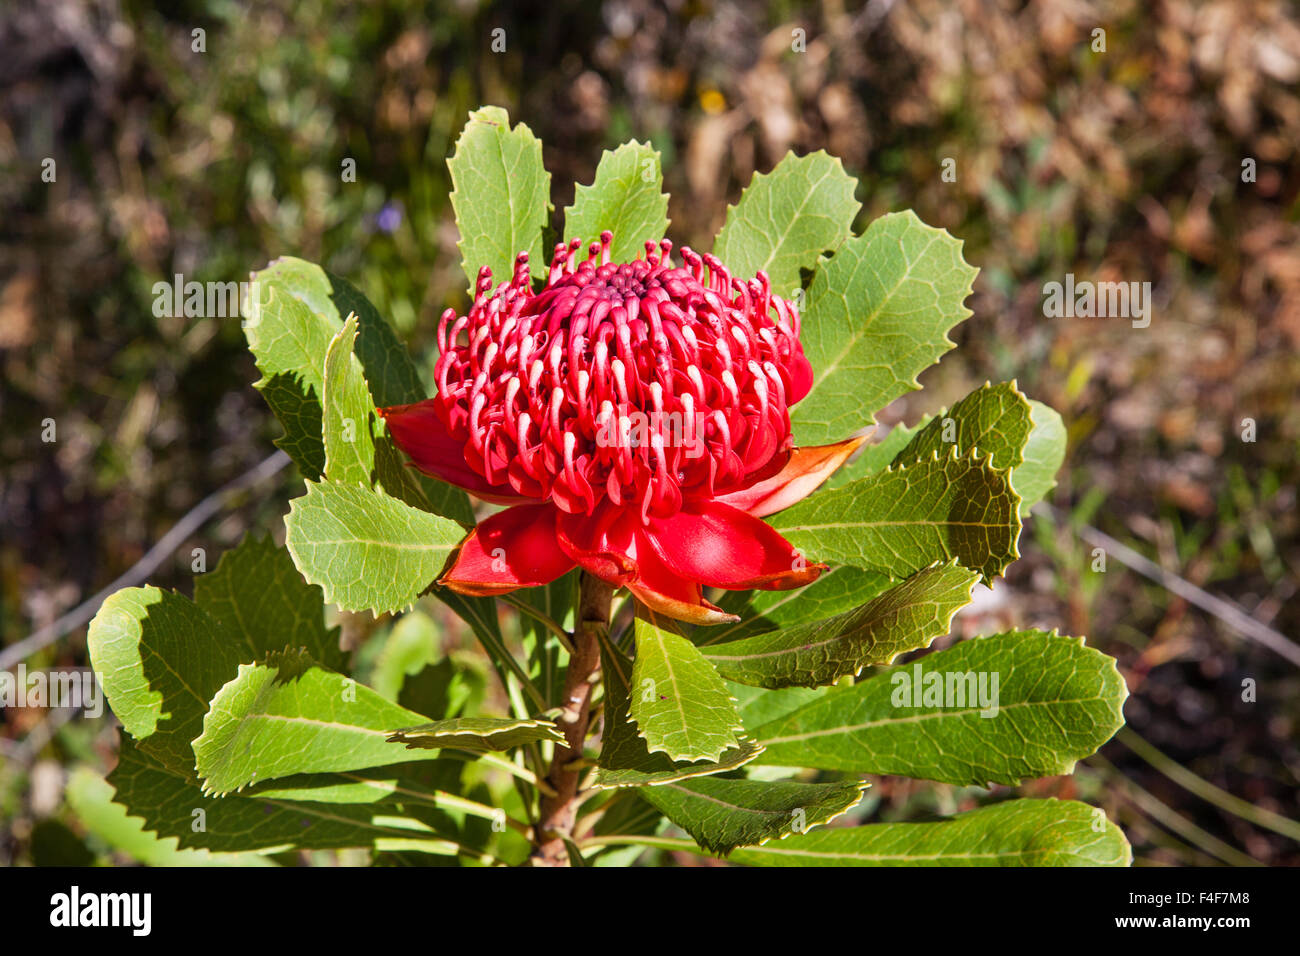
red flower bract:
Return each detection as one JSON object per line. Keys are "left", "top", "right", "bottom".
{"left": 380, "top": 231, "right": 864, "bottom": 624}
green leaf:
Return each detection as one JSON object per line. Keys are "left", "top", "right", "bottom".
{"left": 630, "top": 616, "right": 742, "bottom": 762}
{"left": 253, "top": 254, "right": 473, "bottom": 522}
{"left": 194, "top": 533, "right": 343, "bottom": 670}
{"left": 436, "top": 589, "right": 548, "bottom": 714}
{"left": 285, "top": 480, "right": 467, "bottom": 614}
{"left": 242, "top": 271, "right": 337, "bottom": 477}
{"left": 713, "top": 151, "right": 860, "bottom": 297}
{"left": 107, "top": 737, "right": 444, "bottom": 854}
{"left": 703, "top": 560, "right": 978, "bottom": 688}
{"left": 370, "top": 610, "right": 441, "bottom": 703}
{"left": 448, "top": 105, "right": 551, "bottom": 293}
{"left": 593, "top": 639, "right": 762, "bottom": 789}
{"left": 193, "top": 655, "right": 453, "bottom": 794}
{"left": 563, "top": 141, "right": 670, "bottom": 263}
{"left": 639, "top": 777, "right": 868, "bottom": 856}
{"left": 245, "top": 256, "right": 474, "bottom": 525}
{"left": 248, "top": 257, "right": 425, "bottom": 408}
{"left": 66, "top": 767, "right": 273, "bottom": 866}
{"left": 791, "top": 211, "right": 978, "bottom": 446}
{"left": 771, "top": 448, "right": 1022, "bottom": 584}
{"left": 892, "top": 381, "right": 1033, "bottom": 474}
{"left": 87, "top": 587, "right": 241, "bottom": 775}
{"left": 726, "top": 682, "right": 824, "bottom": 732}
{"left": 825, "top": 420, "right": 926, "bottom": 490}
{"left": 387, "top": 717, "right": 565, "bottom": 751}
{"left": 726, "top": 799, "right": 1131, "bottom": 866}
{"left": 1014, "top": 400, "right": 1067, "bottom": 515}
{"left": 321, "top": 314, "right": 377, "bottom": 486}
{"left": 517, "top": 570, "right": 577, "bottom": 707}
{"left": 708, "top": 565, "right": 893, "bottom": 643}
{"left": 751, "top": 630, "right": 1129, "bottom": 785}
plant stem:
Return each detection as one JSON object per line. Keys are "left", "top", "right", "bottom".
{"left": 530, "top": 572, "right": 612, "bottom": 866}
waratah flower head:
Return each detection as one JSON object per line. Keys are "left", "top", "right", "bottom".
{"left": 380, "top": 231, "right": 864, "bottom": 624}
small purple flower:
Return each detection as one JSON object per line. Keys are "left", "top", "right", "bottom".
{"left": 375, "top": 202, "right": 403, "bottom": 234}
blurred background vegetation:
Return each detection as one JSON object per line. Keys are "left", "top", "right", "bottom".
{"left": 1, "top": 0, "right": 1297, "bottom": 866}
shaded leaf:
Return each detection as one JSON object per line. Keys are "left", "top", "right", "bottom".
{"left": 66, "top": 767, "right": 272, "bottom": 866}
{"left": 242, "top": 272, "right": 336, "bottom": 477}
{"left": 707, "top": 565, "right": 893, "bottom": 643}
{"left": 107, "top": 738, "right": 443, "bottom": 854}
{"left": 892, "top": 381, "right": 1033, "bottom": 474}
{"left": 87, "top": 587, "right": 240, "bottom": 775}
{"left": 193, "top": 534, "right": 342, "bottom": 670}
{"left": 639, "top": 777, "right": 868, "bottom": 855}
{"left": 704, "top": 560, "right": 978, "bottom": 688}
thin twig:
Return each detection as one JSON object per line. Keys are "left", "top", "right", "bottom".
{"left": 1037, "top": 503, "right": 1300, "bottom": 668}
{"left": 1, "top": 450, "right": 291, "bottom": 670}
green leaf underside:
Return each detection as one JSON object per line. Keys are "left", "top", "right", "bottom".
{"left": 724, "top": 799, "right": 1131, "bottom": 867}
{"left": 284, "top": 480, "right": 466, "bottom": 614}
{"left": 563, "top": 141, "right": 670, "bottom": 265}
{"left": 791, "top": 210, "right": 978, "bottom": 446}
{"left": 193, "top": 534, "right": 342, "bottom": 670}
{"left": 194, "top": 658, "right": 445, "bottom": 794}
{"left": 707, "top": 565, "right": 893, "bottom": 643}
{"left": 712, "top": 151, "right": 860, "bottom": 298}
{"left": 892, "top": 381, "right": 1033, "bottom": 474}
{"left": 639, "top": 777, "right": 869, "bottom": 856}
{"left": 772, "top": 448, "right": 1022, "bottom": 584}
{"left": 449, "top": 105, "right": 551, "bottom": 293}
{"left": 751, "top": 630, "right": 1129, "bottom": 786}
{"left": 108, "top": 738, "right": 450, "bottom": 854}
{"left": 703, "top": 560, "right": 978, "bottom": 689}
{"left": 87, "top": 587, "right": 242, "bottom": 776}
{"left": 386, "top": 717, "right": 565, "bottom": 751}
{"left": 593, "top": 639, "right": 761, "bottom": 789}
{"left": 630, "top": 616, "right": 743, "bottom": 762}
{"left": 1015, "top": 400, "right": 1068, "bottom": 516}
{"left": 240, "top": 764, "right": 463, "bottom": 805}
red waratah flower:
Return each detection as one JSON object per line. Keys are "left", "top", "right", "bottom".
{"left": 378, "top": 232, "right": 864, "bottom": 624}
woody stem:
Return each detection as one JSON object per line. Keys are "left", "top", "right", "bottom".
{"left": 530, "top": 572, "right": 612, "bottom": 866}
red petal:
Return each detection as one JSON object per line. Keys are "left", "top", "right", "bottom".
{"left": 643, "top": 499, "right": 825, "bottom": 590}
{"left": 627, "top": 529, "right": 739, "bottom": 625}
{"left": 378, "top": 399, "right": 535, "bottom": 505}
{"left": 712, "top": 432, "right": 870, "bottom": 518}
{"left": 555, "top": 504, "right": 639, "bottom": 586}
{"left": 786, "top": 351, "right": 814, "bottom": 405}
{"left": 440, "top": 504, "right": 574, "bottom": 595}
